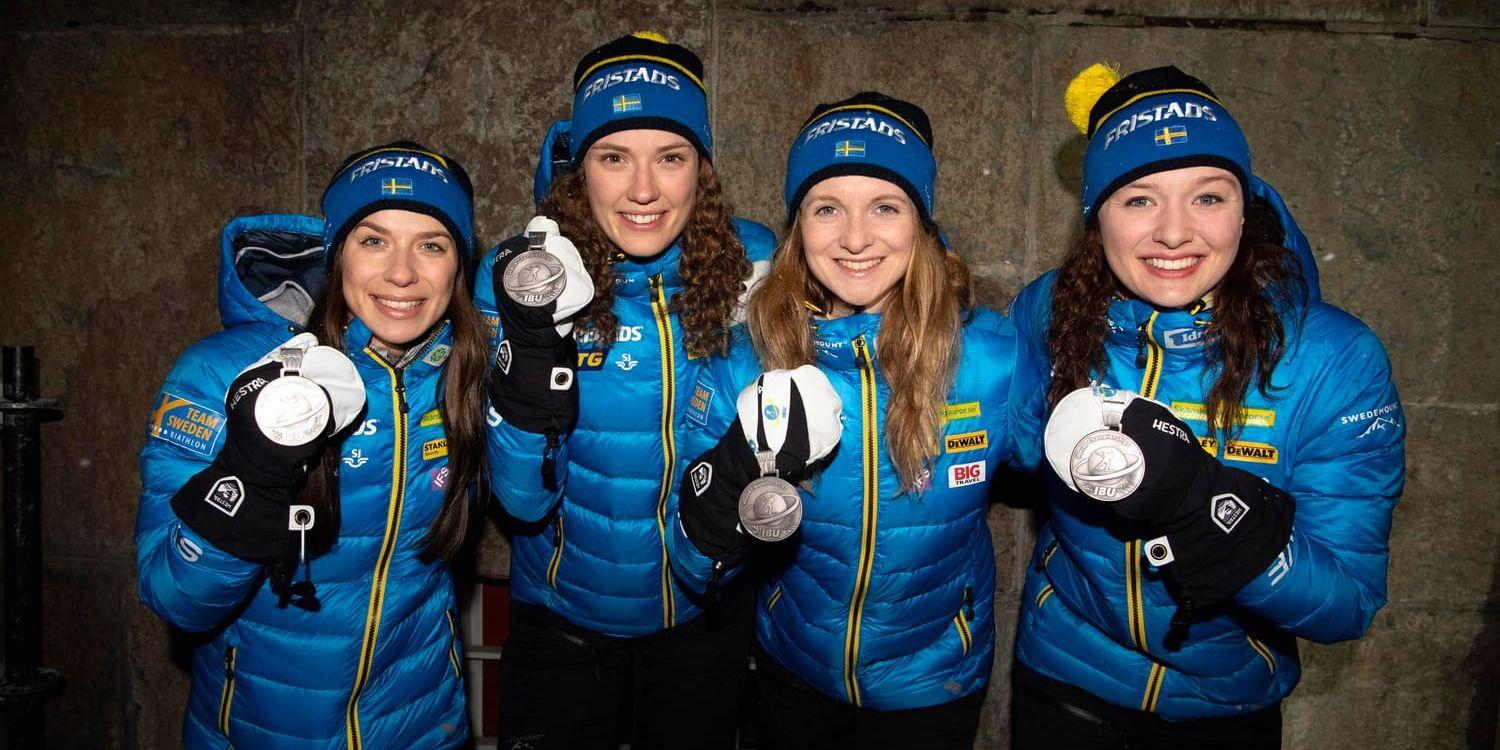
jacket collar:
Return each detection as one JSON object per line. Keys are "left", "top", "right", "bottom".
{"left": 343, "top": 317, "right": 454, "bottom": 373}
{"left": 812, "top": 311, "right": 882, "bottom": 371}
{"left": 1105, "top": 295, "right": 1213, "bottom": 361}
{"left": 611, "top": 241, "right": 684, "bottom": 299}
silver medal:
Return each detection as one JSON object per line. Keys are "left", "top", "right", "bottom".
{"left": 738, "top": 476, "right": 802, "bottom": 542}
{"left": 1069, "top": 429, "right": 1145, "bottom": 502}
{"left": 254, "top": 375, "right": 330, "bottom": 446}
{"left": 502, "top": 233, "right": 567, "bottom": 307}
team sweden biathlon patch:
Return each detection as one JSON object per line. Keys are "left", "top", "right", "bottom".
{"left": 149, "top": 393, "right": 226, "bottom": 457}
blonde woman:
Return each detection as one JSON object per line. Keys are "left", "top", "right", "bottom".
{"left": 670, "top": 92, "right": 1025, "bottom": 749}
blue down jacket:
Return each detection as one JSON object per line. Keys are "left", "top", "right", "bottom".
{"left": 136, "top": 214, "right": 468, "bottom": 749}
{"left": 669, "top": 311, "right": 1022, "bottom": 711}
{"left": 477, "top": 218, "right": 775, "bottom": 637}
{"left": 1007, "top": 191, "right": 1405, "bottom": 720}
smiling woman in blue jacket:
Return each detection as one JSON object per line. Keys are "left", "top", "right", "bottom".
{"left": 1005, "top": 65, "right": 1406, "bottom": 749}
{"left": 474, "top": 32, "right": 775, "bottom": 750}
{"left": 669, "top": 92, "right": 1024, "bottom": 750}
{"left": 136, "top": 142, "right": 488, "bottom": 749}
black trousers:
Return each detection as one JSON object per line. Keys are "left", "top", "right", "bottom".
{"left": 1012, "top": 663, "right": 1282, "bottom": 750}
{"left": 753, "top": 647, "right": 985, "bottom": 750}
{"left": 496, "top": 586, "right": 754, "bottom": 750}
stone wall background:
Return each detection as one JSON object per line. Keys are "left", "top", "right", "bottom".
{"left": 1, "top": 1, "right": 1496, "bottom": 747}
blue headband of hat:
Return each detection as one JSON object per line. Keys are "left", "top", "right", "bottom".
{"left": 321, "top": 146, "right": 475, "bottom": 264}
{"left": 784, "top": 103, "right": 937, "bottom": 225}
{"left": 568, "top": 56, "right": 711, "bottom": 163}
{"left": 1082, "top": 89, "right": 1251, "bottom": 225}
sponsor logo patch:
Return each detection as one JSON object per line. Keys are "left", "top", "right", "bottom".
{"left": 1198, "top": 436, "right": 1218, "bottom": 454}
{"left": 1154, "top": 125, "right": 1189, "bottom": 146}
{"left": 381, "top": 177, "right": 413, "bottom": 196}
{"left": 354, "top": 418, "right": 379, "bottom": 436}
{"left": 487, "top": 406, "right": 503, "bottom": 427}
{"left": 942, "top": 402, "right": 981, "bottom": 422}
{"left": 834, "top": 140, "right": 866, "bottom": 158}
{"left": 422, "top": 438, "right": 449, "bottom": 461}
{"left": 615, "top": 352, "right": 638, "bottom": 371}
{"left": 148, "top": 393, "right": 226, "bottom": 457}
{"left": 1357, "top": 416, "right": 1400, "bottom": 439}
{"left": 1340, "top": 401, "right": 1399, "bottom": 426}
{"left": 948, "top": 460, "right": 986, "bottom": 488}
{"left": 422, "top": 344, "right": 451, "bottom": 367}
{"left": 419, "top": 409, "right": 444, "bottom": 429}
{"left": 1161, "top": 327, "right": 1205, "bottom": 349}
{"left": 686, "top": 379, "right": 715, "bottom": 426}
{"left": 1210, "top": 493, "right": 1249, "bottom": 534}
{"left": 205, "top": 477, "right": 245, "bottom": 517}
{"left": 944, "top": 430, "right": 988, "bottom": 454}
{"left": 430, "top": 465, "right": 450, "bottom": 491}
{"left": 576, "top": 350, "right": 606, "bottom": 371}
{"left": 342, "top": 448, "right": 369, "bottom": 469}
{"left": 1224, "top": 440, "right": 1278, "bottom": 464}
{"left": 1170, "top": 401, "right": 1275, "bottom": 428}
{"left": 690, "top": 462, "right": 713, "bottom": 496}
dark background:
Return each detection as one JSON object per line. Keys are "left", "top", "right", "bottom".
{"left": 1, "top": 0, "right": 1497, "bottom": 746}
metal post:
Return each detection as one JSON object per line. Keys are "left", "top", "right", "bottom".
{"left": 0, "top": 346, "right": 65, "bottom": 748}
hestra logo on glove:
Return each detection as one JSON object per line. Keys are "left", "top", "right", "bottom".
{"left": 1210, "top": 493, "right": 1249, "bottom": 533}
{"left": 205, "top": 477, "right": 246, "bottom": 517}
{"left": 1152, "top": 418, "right": 1192, "bottom": 444}
{"left": 690, "top": 461, "right": 713, "bottom": 497}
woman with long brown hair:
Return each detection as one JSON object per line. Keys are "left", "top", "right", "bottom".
{"left": 474, "top": 32, "right": 775, "bottom": 750}
{"left": 136, "top": 141, "right": 487, "bottom": 747}
{"left": 1008, "top": 65, "right": 1405, "bottom": 748}
{"left": 669, "top": 92, "right": 1025, "bottom": 749}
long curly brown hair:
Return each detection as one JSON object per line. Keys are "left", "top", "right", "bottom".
{"left": 539, "top": 159, "right": 751, "bottom": 359}
{"left": 748, "top": 217, "right": 972, "bottom": 492}
{"left": 1047, "top": 198, "right": 1306, "bottom": 439}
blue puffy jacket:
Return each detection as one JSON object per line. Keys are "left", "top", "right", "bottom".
{"left": 1006, "top": 213, "right": 1404, "bottom": 719}
{"left": 669, "top": 311, "right": 1023, "bottom": 710}
{"left": 136, "top": 215, "right": 469, "bottom": 749}
{"left": 477, "top": 218, "right": 775, "bottom": 637}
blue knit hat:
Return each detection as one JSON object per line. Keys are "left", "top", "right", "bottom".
{"left": 784, "top": 92, "right": 937, "bottom": 227}
{"left": 1067, "top": 65, "right": 1251, "bottom": 225}
{"left": 566, "top": 31, "right": 711, "bottom": 163}
{"left": 321, "top": 141, "right": 475, "bottom": 263}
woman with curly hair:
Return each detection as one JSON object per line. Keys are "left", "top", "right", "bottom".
{"left": 1007, "top": 64, "right": 1405, "bottom": 748}
{"left": 669, "top": 92, "right": 1026, "bottom": 749}
{"left": 473, "top": 31, "right": 775, "bottom": 750}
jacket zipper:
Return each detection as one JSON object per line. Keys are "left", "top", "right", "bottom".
{"left": 217, "top": 645, "right": 237, "bottom": 736}
{"left": 547, "top": 515, "right": 565, "bottom": 589}
{"left": 345, "top": 350, "right": 410, "bottom": 750}
{"left": 843, "top": 335, "right": 879, "bottom": 706}
{"left": 648, "top": 274, "right": 678, "bottom": 629}
{"left": 952, "top": 586, "right": 975, "bottom": 656}
{"left": 444, "top": 609, "right": 463, "bottom": 680}
{"left": 1125, "top": 311, "right": 1162, "bottom": 655}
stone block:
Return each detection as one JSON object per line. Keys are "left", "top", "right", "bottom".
{"left": 713, "top": 0, "right": 1420, "bottom": 24}
{"left": 712, "top": 13, "right": 1035, "bottom": 294}
{"left": 300, "top": 0, "right": 709, "bottom": 248}
{"left": 1285, "top": 605, "right": 1500, "bottom": 749}
{"left": 1030, "top": 25, "right": 1499, "bottom": 403}
{"left": 40, "top": 558, "right": 132, "bottom": 748}
{"left": 1387, "top": 405, "right": 1500, "bottom": 607}
{"left": 0, "top": 0, "right": 294, "bottom": 28}
{"left": 1430, "top": 0, "right": 1500, "bottom": 27}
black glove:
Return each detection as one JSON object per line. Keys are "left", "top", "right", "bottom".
{"left": 680, "top": 368, "right": 842, "bottom": 565}
{"left": 487, "top": 235, "right": 580, "bottom": 435}
{"left": 171, "top": 362, "right": 332, "bottom": 564}
{"left": 1113, "top": 399, "right": 1294, "bottom": 618}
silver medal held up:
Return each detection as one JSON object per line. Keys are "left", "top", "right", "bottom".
{"left": 502, "top": 219, "right": 568, "bottom": 308}
{"left": 739, "top": 452, "right": 803, "bottom": 543}
{"left": 1044, "top": 386, "right": 1146, "bottom": 502}
{"left": 254, "top": 348, "right": 331, "bottom": 447}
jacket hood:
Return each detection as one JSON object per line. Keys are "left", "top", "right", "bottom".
{"left": 1251, "top": 175, "right": 1320, "bottom": 301}
{"left": 217, "top": 214, "right": 327, "bottom": 330}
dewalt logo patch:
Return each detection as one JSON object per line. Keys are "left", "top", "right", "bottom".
{"left": 944, "top": 430, "right": 988, "bottom": 454}
{"left": 1224, "top": 440, "right": 1278, "bottom": 464}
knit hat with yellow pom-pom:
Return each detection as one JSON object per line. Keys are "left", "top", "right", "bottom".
{"left": 566, "top": 31, "right": 712, "bottom": 162}
{"left": 1066, "top": 64, "right": 1250, "bottom": 225}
